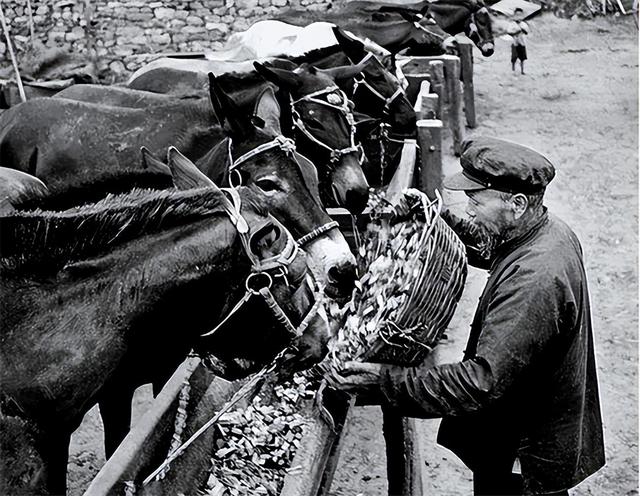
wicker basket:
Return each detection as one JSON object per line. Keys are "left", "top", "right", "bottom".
{"left": 329, "top": 188, "right": 467, "bottom": 367}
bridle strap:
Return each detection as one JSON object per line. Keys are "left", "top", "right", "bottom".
{"left": 291, "top": 86, "right": 361, "bottom": 165}
{"left": 296, "top": 220, "right": 340, "bottom": 247}
{"left": 230, "top": 135, "right": 297, "bottom": 171}
{"left": 200, "top": 291, "right": 253, "bottom": 337}
{"left": 353, "top": 76, "right": 404, "bottom": 114}
{"left": 351, "top": 52, "right": 406, "bottom": 114}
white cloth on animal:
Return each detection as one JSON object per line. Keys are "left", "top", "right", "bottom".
{"left": 205, "top": 21, "right": 372, "bottom": 61}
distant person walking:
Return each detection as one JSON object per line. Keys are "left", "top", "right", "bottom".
{"left": 508, "top": 8, "right": 529, "bottom": 74}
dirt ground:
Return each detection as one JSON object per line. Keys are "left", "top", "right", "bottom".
{"left": 67, "top": 13, "right": 638, "bottom": 496}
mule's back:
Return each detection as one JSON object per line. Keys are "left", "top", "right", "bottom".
{"left": 127, "top": 58, "right": 258, "bottom": 93}
{"left": 0, "top": 97, "right": 216, "bottom": 198}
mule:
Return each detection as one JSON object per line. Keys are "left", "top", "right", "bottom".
{"left": 274, "top": 0, "right": 494, "bottom": 57}
{"left": 272, "top": 7, "right": 449, "bottom": 55}
{"left": 277, "top": 27, "right": 417, "bottom": 186}
{"left": 127, "top": 62, "right": 370, "bottom": 212}
{"left": 0, "top": 183, "right": 329, "bottom": 495}
{"left": 2, "top": 74, "right": 358, "bottom": 300}
{"left": 376, "top": 0, "right": 495, "bottom": 56}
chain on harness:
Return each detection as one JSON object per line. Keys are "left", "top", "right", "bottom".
{"left": 348, "top": 52, "right": 409, "bottom": 183}
{"left": 290, "top": 85, "right": 364, "bottom": 169}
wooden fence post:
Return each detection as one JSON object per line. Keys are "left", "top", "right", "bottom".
{"left": 417, "top": 119, "right": 443, "bottom": 200}
{"left": 442, "top": 57, "right": 464, "bottom": 156}
{"left": 428, "top": 60, "right": 446, "bottom": 110}
{"left": 383, "top": 407, "right": 423, "bottom": 496}
{"left": 420, "top": 93, "right": 440, "bottom": 121}
{"left": 457, "top": 39, "right": 476, "bottom": 128}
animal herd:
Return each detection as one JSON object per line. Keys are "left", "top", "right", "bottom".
{"left": 0, "top": 2, "right": 494, "bottom": 494}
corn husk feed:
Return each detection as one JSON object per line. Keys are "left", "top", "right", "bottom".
{"left": 327, "top": 188, "right": 467, "bottom": 367}
{"left": 203, "top": 374, "right": 316, "bottom": 496}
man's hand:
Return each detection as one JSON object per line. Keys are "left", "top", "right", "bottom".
{"left": 325, "top": 361, "right": 383, "bottom": 395}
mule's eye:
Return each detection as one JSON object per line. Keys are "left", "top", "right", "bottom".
{"left": 256, "top": 178, "right": 281, "bottom": 192}
{"left": 306, "top": 118, "right": 324, "bottom": 131}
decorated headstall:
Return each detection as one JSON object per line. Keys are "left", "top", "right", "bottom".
{"left": 350, "top": 53, "right": 415, "bottom": 183}
{"left": 224, "top": 134, "right": 339, "bottom": 249}
{"left": 289, "top": 85, "right": 364, "bottom": 168}
{"left": 350, "top": 52, "right": 406, "bottom": 117}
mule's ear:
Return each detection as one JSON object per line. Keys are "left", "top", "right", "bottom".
{"left": 140, "top": 146, "right": 171, "bottom": 176}
{"left": 254, "top": 62, "right": 302, "bottom": 91}
{"left": 167, "top": 146, "right": 217, "bottom": 190}
{"left": 332, "top": 26, "right": 367, "bottom": 63}
{"left": 253, "top": 85, "right": 282, "bottom": 135}
{"left": 208, "top": 72, "right": 252, "bottom": 138}
{"left": 268, "top": 58, "right": 298, "bottom": 71}
{"left": 396, "top": 9, "right": 421, "bottom": 23}
{"left": 319, "top": 62, "right": 366, "bottom": 82}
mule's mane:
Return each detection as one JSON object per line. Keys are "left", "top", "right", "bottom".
{"left": 286, "top": 45, "right": 343, "bottom": 65}
{"left": 215, "top": 70, "right": 268, "bottom": 93}
{"left": 0, "top": 187, "right": 254, "bottom": 274}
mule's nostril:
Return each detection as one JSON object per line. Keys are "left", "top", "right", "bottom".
{"left": 345, "top": 188, "right": 369, "bottom": 215}
{"left": 328, "top": 263, "right": 358, "bottom": 293}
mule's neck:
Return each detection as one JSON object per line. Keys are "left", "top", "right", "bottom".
{"left": 101, "top": 214, "right": 249, "bottom": 330}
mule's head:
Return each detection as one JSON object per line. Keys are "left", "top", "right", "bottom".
{"left": 332, "top": 27, "right": 416, "bottom": 137}
{"left": 254, "top": 62, "right": 369, "bottom": 215}
{"left": 173, "top": 75, "right": 358, "bottom": 300}
{"left": 376, "top": 7, "right": 451, "bottom": 53}
{"left": 464, "top": 2, "right": 494, "bottom": 57}
{"left": 418, "top": 0, "right": 495, "bottom": 56}
{"left": 246, "top": 215, "right": 330, "bottom": 374}
{"left": 195, "top": 204, "right": 330, "bottom": 377}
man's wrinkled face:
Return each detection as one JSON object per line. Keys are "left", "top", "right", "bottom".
{"left": 465, "top": 188, "right": 512, "bottom": 236}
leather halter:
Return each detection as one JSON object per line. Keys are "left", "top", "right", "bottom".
{"left": 351, "top": 52, "right": 405, "bottom": 116}
{"left": 224, "top": 135, "right": 340, "bottom": 248}
{"left": 290, "top": 85, "right": 363, "bottom": 167}
{"left": 200, "top": 187, "right": 323, "bottom": 339}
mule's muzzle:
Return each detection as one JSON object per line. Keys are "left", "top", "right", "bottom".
{"left": 480, "top": 42, "right": 495, "bottom": 57}
{"left": 326, "top": 261, "right": 358, "bottom": 301}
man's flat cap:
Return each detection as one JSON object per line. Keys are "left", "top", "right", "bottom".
{"left": 444, "top": 137, "right": 556, "bottom": 194}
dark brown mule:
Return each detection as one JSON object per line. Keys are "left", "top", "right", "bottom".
{"left": 125, "top": 61, "right": 370, "bottom": 213}
{"left": 273, "top": 27, "right": 417, "bottom": 186}
{"left": 376, "top": 0, "right": 495, "bottom": 56}
{"left": 3, "top": 76, "right": 358, "bottom": 301}
{"left": 273, "top": 3, "right": 449, "bottom": 55}
{"left": 0, "top": 182, "right": 329, "bottom": 495}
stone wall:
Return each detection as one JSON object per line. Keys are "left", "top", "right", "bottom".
{"left": 0, "top": 0, "right": 331, "bottom": 77}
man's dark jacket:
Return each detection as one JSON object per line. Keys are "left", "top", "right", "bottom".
{"left": 381, "top": 211, "right": 605, "bottom": 494}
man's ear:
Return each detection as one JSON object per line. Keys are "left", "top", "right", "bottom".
{"left": 511, "top": 193, "right": 529, "bottom": 218}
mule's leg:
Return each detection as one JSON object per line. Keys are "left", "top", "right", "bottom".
{"left": 99, "top": 387, "right": 135, "bottom": 459}
{"left": 0, "top": 414, "right": 48, "bottom": 495}
{"left": 37, "top": 430, "right": 71, "bottom": 495}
